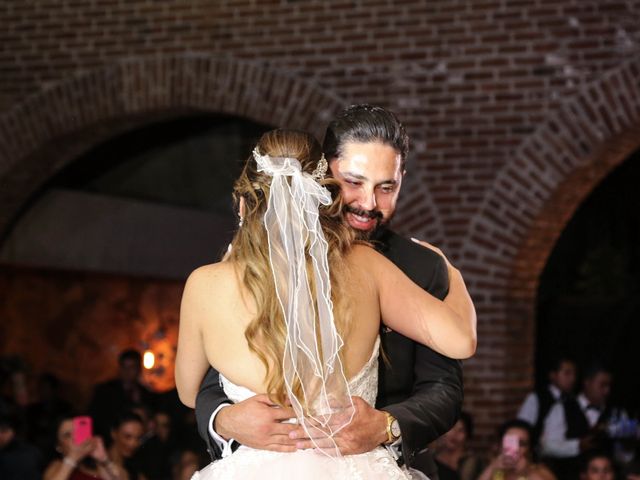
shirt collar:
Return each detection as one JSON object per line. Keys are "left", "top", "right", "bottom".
{"left": 578, "top": 393, "right": 590, "bottom": 410}
{"left": 549, "top": 384, "right": 562, "bottom": 400}
{"left": 578, "top": 393, "right": 602, "bottom": 411}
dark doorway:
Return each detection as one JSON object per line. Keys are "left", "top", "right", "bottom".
{"left": 536, "top": 149, "right": 640, "bottom": 415}
{"left": 0, "top": 113, "right": 272, "bottom": 278}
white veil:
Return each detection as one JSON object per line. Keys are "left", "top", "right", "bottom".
{"left": 253, "top": 147, "right": 354, "bottom": 457}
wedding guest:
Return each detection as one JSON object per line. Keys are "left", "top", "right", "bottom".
{"left": 108, "top": 411, "right": 147, "bottom": 480}
{"left": 89, "top": 350, "right": 156, "bottom": 439}
{"left": 518, "top": 357, "right": 576, "bottom": 444}
{"left": 432, "top": 411, "right": 485, "bottom": 480}
{"left": 540, "top": 363, "right": 614, "bottom": 479}
{"left": 43, "top": 415, "right": 123, "bottom": 480}
{"left": 478, "top": 419, "right": 556, "bottom": 480}
{"left": 579, "top": 450, "right": 615, "bottom": 480}
{"left": 0, "top": 411, "right": 42, "bottom": 480}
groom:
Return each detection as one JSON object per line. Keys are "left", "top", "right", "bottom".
{"left": 194, "top": 105, "right": 463, "bottom": 478}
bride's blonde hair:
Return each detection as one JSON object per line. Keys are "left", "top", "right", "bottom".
{"left": 227, "top": 129, "right": 354, "bottom": 406}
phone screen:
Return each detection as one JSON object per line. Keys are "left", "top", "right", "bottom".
{"left": 72, "top": 416, "right": 93, "bottom": 445}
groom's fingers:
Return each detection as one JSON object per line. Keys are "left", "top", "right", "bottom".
{"left": 270, "top": 407, "right": 297, "bottom": 421}
{"left": 293, "top": 436, "right": 337, "bottom": 450}
{"left": 266, "top": 444, "right": 297, "bottom": 453}
{"left": 292, "top": 397, "right": 387, "bottom": 454}
{"left": 264, "top": 435, "right": 298, "bottom": 453}
{"left": 214, "top": 394, "right": 299, "bottom": 451}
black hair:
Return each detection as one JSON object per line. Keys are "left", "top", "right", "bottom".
{"left": 110, "top": 410, "right": 144, "bottom": 431}
{"left": 548, "top": 355, "right": 576, "bottom": 373}
{"left": 0, "top": 411, "right": 17, "bottom": 430}
{"left": 583, "top": 361, "right": 611, "bottom": 381}
{"left": 580, "top": 450, "right": 613, "bottom": 473}
{"left": 322, "top": 104, "right": 409, "bottom": 168}
{"left": 497, "top": 418, "right": 533, "bottom": 443}
{"left": 118, "top": 349, "right": 142, "bottom": 366}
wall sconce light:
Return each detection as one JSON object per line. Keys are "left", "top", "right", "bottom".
{"left": 143, "top": 350, "right": 155, "bottom": 370}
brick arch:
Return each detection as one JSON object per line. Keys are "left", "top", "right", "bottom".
{"left": 0, "top": 54, "right": 348, "bottom": 236}
{"left": 461, "top": 55, "right": 640, "bottom": 432}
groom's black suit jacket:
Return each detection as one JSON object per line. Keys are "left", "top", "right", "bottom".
{"left": 194, "top": 227, "right": 463, "bottom": 477}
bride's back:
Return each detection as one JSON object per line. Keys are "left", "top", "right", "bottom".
{"left": 196, "top": 244, "right": 382, "bottom": 396}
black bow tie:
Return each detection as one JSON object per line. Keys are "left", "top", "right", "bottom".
{"left": 586, "top": 404, "right": 601, "bottom": 412}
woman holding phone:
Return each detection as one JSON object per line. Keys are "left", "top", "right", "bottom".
{"left": 478, "top": 420, "right": 556, "bottom": 480}
{"left": 44, "top": 415, "right": 124, "bottom": 480}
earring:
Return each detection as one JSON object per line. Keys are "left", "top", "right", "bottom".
{"left": 238, "top": 217, "right": 244, "bottom": 227}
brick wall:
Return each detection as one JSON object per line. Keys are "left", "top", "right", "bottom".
{"left": 1, "top": 0, "right": 640, "bottom": 446}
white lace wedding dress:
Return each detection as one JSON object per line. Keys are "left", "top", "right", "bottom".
{"left": 192, "top": 338, "right": 411, "bottom": 479}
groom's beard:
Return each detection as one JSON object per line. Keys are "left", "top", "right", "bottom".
{"left": 343, "top": 205, "right": 385, "bottom": 240}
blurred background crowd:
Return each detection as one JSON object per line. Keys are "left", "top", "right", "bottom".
{"left": 2, "top": 348, "right": 639, "bottom": 479}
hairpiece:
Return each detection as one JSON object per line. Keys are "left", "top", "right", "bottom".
{"left": 253, "top": 147, "right": 327, "bottom": 181}
{"left": 311, "top": 154, "right": 328, "bottom": 180}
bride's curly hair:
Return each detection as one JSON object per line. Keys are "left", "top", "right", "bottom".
{"left": 227, "top": 129, "right": 355, "bottom": 407}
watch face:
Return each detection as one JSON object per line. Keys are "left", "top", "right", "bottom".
{"left": 391, "top": 419, "right": 401, "bottom": 438}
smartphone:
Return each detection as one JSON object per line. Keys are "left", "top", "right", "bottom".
{"left": 502, "top": 433, "right": 520, "bottom": 462}
{"left": 72, "top": 416, "right": 93, "bottom": 445}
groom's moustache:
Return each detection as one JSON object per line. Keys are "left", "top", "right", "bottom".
{"left": 343, "top": 205, "right": 383, "bottom": 220}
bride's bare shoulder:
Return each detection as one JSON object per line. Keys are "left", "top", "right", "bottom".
{"left": 347, "top": 243, "right": 386, "bottom": 268}
{"left": 183, "top": 261, "right": 238, "bottom": 300}
{"left": 348, "top": 243, "right": 376, "bottom": 258}
{"left": 345, "top": 244, "right": 387, "bottom": 285}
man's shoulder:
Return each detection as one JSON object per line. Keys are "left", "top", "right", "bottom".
{"left": 374, "top": 228, "right": 447, "bottom": 276}
{"left": 374, "top": 228, "right": 445, "bottom": 264}
{"left": 374, "top": 228, "right": 449, "bottom": 297}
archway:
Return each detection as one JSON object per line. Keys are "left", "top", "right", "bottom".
{"left": 0, "top": 54, "right": 346, "bottom": 237}
{"left": 461, "top": 54, "right": 640, "bottom": 439}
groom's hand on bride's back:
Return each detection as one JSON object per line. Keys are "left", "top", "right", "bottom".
{"left": 215, "top": 394, "right": 298, "bottom": 452}
{"left": 289, "top": 396, "right": 388, "bottom": 454}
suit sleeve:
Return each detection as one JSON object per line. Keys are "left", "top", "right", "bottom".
{"left": 383, "top": 254, "right": 464, "bottom": 466}
{"left": 195, "top": 367, "right": 232, "bottom": 459}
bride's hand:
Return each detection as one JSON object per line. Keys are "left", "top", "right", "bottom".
{"left": 289, "top": 396, "right": 387, "bottom": 454}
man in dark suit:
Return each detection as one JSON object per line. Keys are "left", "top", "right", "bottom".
{"left": 89, "top": 349, "right": 157, "bottom": 438}
{"left": 194, "top": 105, "right": 464, "bottom": 478}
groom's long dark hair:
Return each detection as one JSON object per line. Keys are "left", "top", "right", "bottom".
{"left": 322, "top": 104, "right": 409, "bottom": 169}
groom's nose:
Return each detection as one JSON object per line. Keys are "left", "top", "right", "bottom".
{"left": 357, "top": 187, "right": 377, "bottom": 211}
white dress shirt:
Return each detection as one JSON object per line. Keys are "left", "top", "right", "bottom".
{"left": 209, "top": 404, "right": 236, "bottom": 457}
{"left": 540, "top": 393, "right": 599, "bottom": 458}
{"left": 517, "top": 384, "right": 562, "bottom": 426}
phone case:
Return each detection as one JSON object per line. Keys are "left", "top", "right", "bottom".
{"left": 72, "top": 416, "right": 93, "bottom": 445}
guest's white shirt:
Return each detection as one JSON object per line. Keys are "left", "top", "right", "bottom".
{"left": 540, "top": 393, "right": 599, "bottom": 458}
{"left": 517, "top": 384, "right": 563, "bottom": 426}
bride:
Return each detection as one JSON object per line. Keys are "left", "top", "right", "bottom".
{"left": 175, "top": 129, "right": 476, "bottom": 479}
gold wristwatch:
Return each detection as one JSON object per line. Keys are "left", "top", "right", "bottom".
{"left": 384, "top": 411, "right": 401, "bottom": 444}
